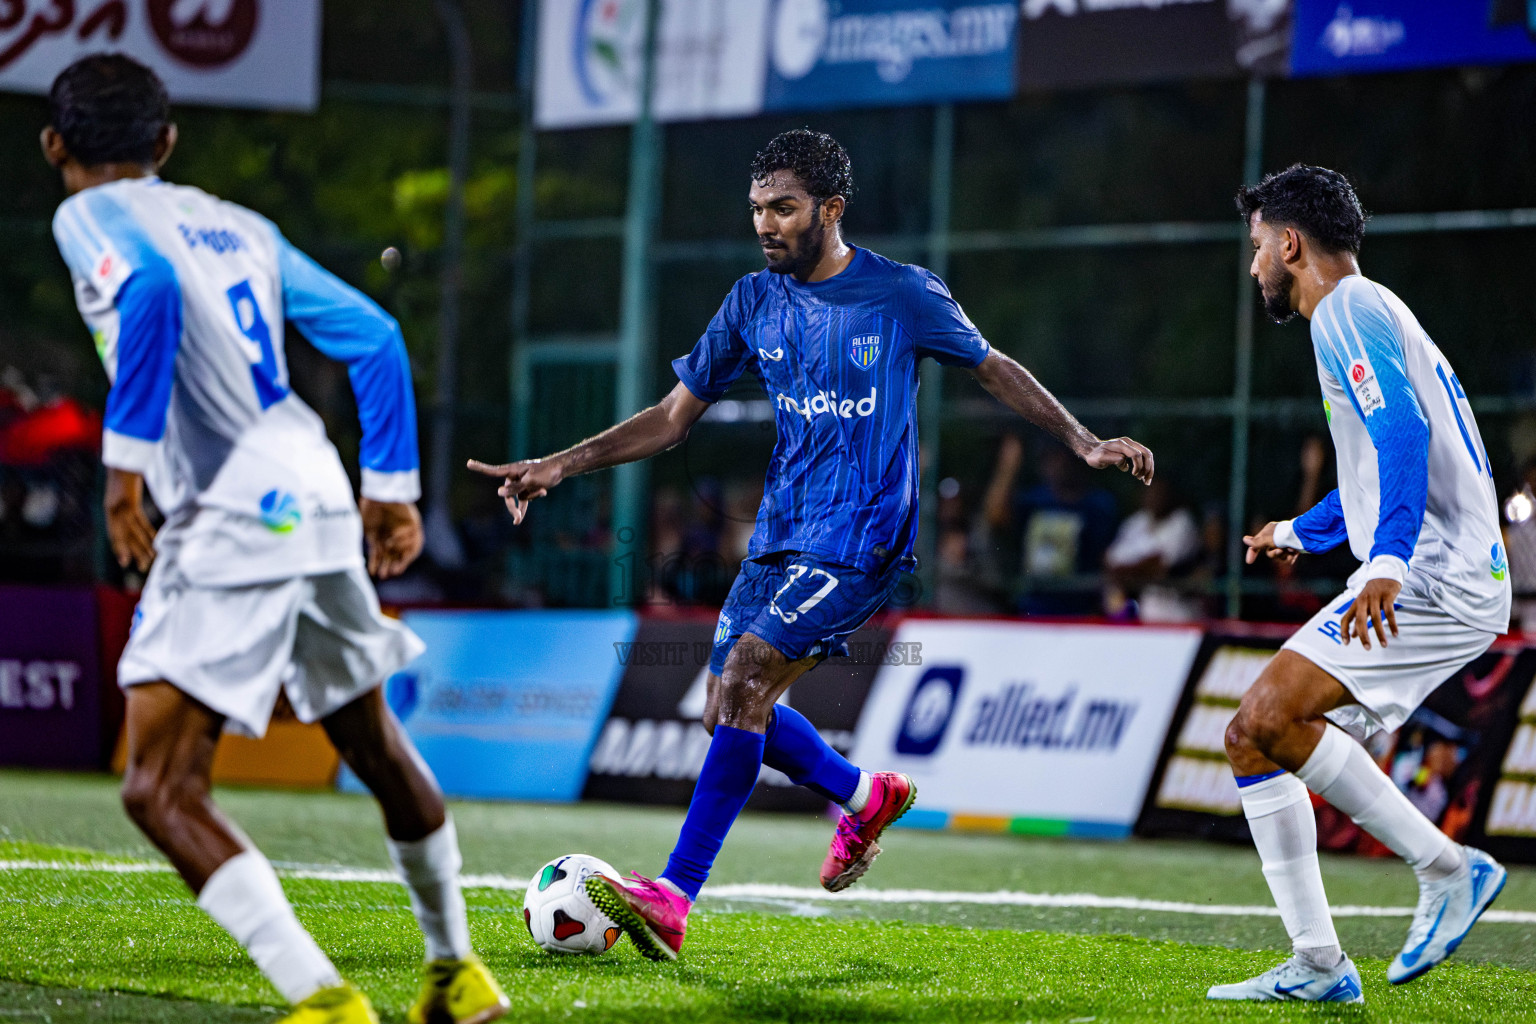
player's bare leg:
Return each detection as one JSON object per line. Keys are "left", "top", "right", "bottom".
{"left": 121, "top": 683, "right": 366, "bottom": 1019}
{"left": 1213, "top": 651, "right": 1504, "bottom": 999}
{"left": 322, "top": 689, "right": 508, "bottom": 1024}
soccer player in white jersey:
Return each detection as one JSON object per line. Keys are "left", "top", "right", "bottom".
{"left": 1208, "top": 164, "right": 1511, "bottom": 1004}
{"left": 42, "top": 56, "right": 508, "bottom": 1024}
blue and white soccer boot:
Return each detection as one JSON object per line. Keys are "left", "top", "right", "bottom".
{"left": 1388, "top": 845, "right": 1507, "bottom": 984}
{"left": 1207, "top": 955, "right": 1364, "bottom": 1003}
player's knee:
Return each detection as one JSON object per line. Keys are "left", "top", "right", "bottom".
{"left": 1223, "top": 712, "right": 1259, "bottom": 762}
{"left": 1228, "top": 701, "right": 1289, "bottom": 758}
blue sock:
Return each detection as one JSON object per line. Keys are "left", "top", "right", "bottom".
{"left": 661, "top": 725, "right": 766, "bottom": 901}
{"left": 761, "top": 705, "right": 860, "bottom": 805}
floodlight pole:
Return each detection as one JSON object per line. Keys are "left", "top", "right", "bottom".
{"left": 425, "top": 0, "right": 472, "bottom": 568}
{"left": 611, "top": 0, "right": 663, "bottom": 606}
{"left": 1224, "top": 77, "right": 1266, "bottom": 619}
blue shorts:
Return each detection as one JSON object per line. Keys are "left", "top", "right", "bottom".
{"left": 709, "top": 551, "right": 903, "bottom": 675}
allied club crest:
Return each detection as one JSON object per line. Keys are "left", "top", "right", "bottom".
{"left": 849, "top": 333, "right": 881, "bottom": 370}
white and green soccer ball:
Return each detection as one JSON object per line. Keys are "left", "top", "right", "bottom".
{"left": 522, "top": 854, "right": 625, "bottom": 954}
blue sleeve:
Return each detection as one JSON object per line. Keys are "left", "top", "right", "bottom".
{"left": 673, "top": 282, "right": 751, "bottom": 402}
{"left": 56, "top": 193, "right": 182, "bottom": 473}
{"left": 1292, "top": 490, "right": 1349, "bottom": 552}
{"left": 275, "top": 235, "right": 421, "bottom": 500}
{"left": 913, "top": 269, "right": 990, "bottom": 368}
{"left": 104, "top": 261, "right": 182, "bottom": 465}
{"left": 1316, "top": 284, "right": 1429, "bottom": 565}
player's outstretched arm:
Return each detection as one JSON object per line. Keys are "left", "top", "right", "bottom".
{"left": 969, "top": 351, "right": 1154, "bottom": 484}
{"left": 469, "top": 382, "right": 711, "bottom": 523}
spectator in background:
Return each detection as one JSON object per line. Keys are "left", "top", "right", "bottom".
{"left": 983, "top": 434, "right": 1118, "bottom": 616}
{"left": 934, "top": 475, "right": 1005, "bottom": 614}
{"left": 1500, "top": 456, "right": 1536, "bottom": 633}
{"left": 1103, "top": 475, "right": 1203, "bottom": 622}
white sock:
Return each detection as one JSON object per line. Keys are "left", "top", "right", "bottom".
{"left": 197, "top": 850, "right": 342, "bottom": 1005}
{"left": 387, "top": 817, "right": 472, "bottom": 961}
{"left": 1240, "top": 771, "right": 1342, "bottom": 969}
{"left": 1295, "top": 726, "right": 1463, "bottom": 883}
{"left": 841, "top": 772, "right": 873, "bottom": 815}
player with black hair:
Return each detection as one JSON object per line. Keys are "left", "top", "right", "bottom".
{"left": 1208, "top": 164, "right": 1509, "bottom": 1003}
{"left": 470, "top": 128, "right": 1154, "bottom": 960}
{"left": 42, "top": 54, "right": 508, "bottom": 1024}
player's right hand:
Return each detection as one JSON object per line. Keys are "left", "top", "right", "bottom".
{"left": 466, "top": 458, "right": 561, "bottom": 524}
{"left": 1244, "top": 521, "right": 1301, "bottom": 566}
{"left": 104, "top": 467, "right": 157, "bottom": 573}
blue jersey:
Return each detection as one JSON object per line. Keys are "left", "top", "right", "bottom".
{"left": 673, "top": 247, "right": 990, "bottom": 574}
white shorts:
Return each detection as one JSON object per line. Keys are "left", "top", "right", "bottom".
{"left": 1284, "top": 580, "right": 1497, "bottom": 740}
{"left": 120, "top": 550, "right": 424, "bottom": 738}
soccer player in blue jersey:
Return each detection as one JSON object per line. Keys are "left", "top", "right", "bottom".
{"left": 1209, "top": 166, "right": 1509, "bottom": 1003}
{"left": 470, "top": 130, "right": 1154, "bottom": 960}
{"left": 44, "top": 56, "right": 507, "bottom": 1023}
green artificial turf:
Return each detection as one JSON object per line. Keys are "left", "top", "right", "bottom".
{"left": 3, "top": 770, "right": 1535, "bottom": 1022}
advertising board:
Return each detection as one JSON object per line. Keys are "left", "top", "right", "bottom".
{"left": 341, "top": 610, "right": 636, "bottom": 802}
{"left": 848, "top": 620, "right": 1201, "bottom": 837}
{"left": 583, "top": 616, "right": 893, "bottom": 812}
{"left": 535, "top": 0, "right": 1018, "bottom": 128}
{"left": 1139, "top": 631, "right": 1536, "bottom": 861}
{"left": 1016, "top": 0, "right": 1292, "bottom": 91}
{"left": 0, "top": 1, "right": 322, "bottom": 111}
{"left": 1291, "top": 0, "right": 1536, "bottom": 77}
{"left": 0, "top": 586, "right": 106, "bottom": 771}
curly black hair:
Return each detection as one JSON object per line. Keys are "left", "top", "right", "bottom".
{"left": 49, "top": 54, "right": 169, "bottom": 167}
{"left": 1235, "top": 164, "right": 1368, "bottom": 256}
{"left": 750, "top": 129, "right": 854, "bottom": 205}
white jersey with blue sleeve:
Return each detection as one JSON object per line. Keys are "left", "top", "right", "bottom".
{"left": 1273, "top": 275, "right": 1510, "bottom": 634}
{"left": 52, "top": 177, "right": 420, "bottom": 586}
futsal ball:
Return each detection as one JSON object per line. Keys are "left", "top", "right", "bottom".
{"left": 522, "top": 854, "right": 625, "bottom": 954}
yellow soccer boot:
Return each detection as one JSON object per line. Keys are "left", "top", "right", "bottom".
{"left": 407, "top": 955, "right": 510, "bottom": 1024}
{"left": 276, "top": 983, "right": 379, "bottom": 1024}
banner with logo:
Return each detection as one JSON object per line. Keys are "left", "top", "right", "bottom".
{"left": 535, "top": 0, "right": 772, "bottom": 128}
{"left": 848, "top": 620, "right": 1201, "bottom": 836}
{"left": 1138, "top": 631, "right": 1536, "bottom": 861}
{"left": 341, "top": 610, "right": 636, "bottom": 802}
{"left": 535, "top": 0, "right": 1018, "bottom": 129}
{"left": 0, "top": 1, "right": 321, "bottom": 111}
{"left": 1477, "top": 666, "right": 1536, "bottom": 862}
{"left": 0, "top": 586, "right": 124, "bottom": 771}
{"left": 763, "top": 0, "right": 1018, "bottom": 112}
{"left": 1291, "top": 0, "right": 1536, "bottom": 77}
{"left": 583, "top": 615, "right": 896, "bottom": 811}
{"left": 1016, "top": 0, "right": 1292, "bottom": 91}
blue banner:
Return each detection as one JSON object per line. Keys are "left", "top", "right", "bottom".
{"left": 341, "top": 610, "right": 637, "bottom": 802}
{"left": 1292, "top": 0, "right": 1536, "bottom": 76}
{"left": 764, "top": 0, "right": 1018, "bottom": 112}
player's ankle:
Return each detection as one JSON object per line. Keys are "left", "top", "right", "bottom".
{"left": 656, "top": 876, "right": 691, "bottom": 901}
{"left": 1414, "top": 843, "right": 1465, "bottom": 884}
{"left": 1295, "top": 945, "right": 1344, "bottom": 972}
{"left": 841, "top": 771, "right": 873, "bottom": 815}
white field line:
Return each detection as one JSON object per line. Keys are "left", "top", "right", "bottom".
{"left": 4, "top": 859, "right": 1535, "bottom": 925}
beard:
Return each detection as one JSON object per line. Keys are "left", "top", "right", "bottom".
{"left": 1260, "top": 261, "right": 1298, "bottom": 323}
{"left": 763, "top": 214, "right": 827, "bottom": 277}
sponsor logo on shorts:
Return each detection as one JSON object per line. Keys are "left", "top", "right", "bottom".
{"left": 1492, "top": 542, "right": 1508, "bottom": 581}
{"left": 259, "top": 489, "right": 302, "bottom": 533}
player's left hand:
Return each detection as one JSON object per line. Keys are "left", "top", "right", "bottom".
{"left": 1082, "top": 437, "right": 1155, "bottom": 484}
{"left": 1343, "top": 577, "right": 1401, "bottom": 650}
{"left": 466, "top": 458, "right": 560, "bottom": 524}
{"left": 359, "top": 499, "right": 423, "bottom": 579}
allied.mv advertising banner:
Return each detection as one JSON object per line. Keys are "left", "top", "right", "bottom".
{"left": 848, "top": 620, "right": 1201, "bottom": 836}
{"left": 0, "top": 0, "right": 322, "bottom": 111}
